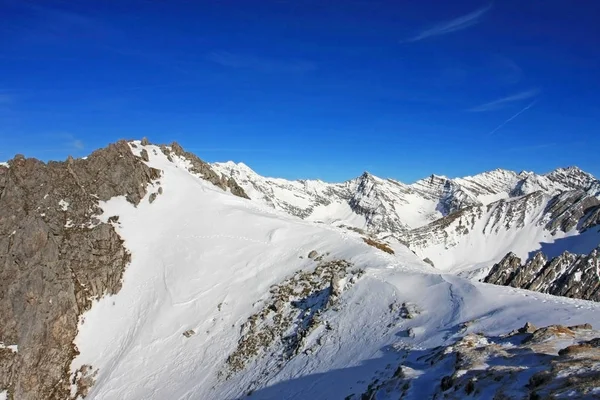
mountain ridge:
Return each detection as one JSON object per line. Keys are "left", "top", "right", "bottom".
{"left": 1, "top": 139, "right": 599, "bottom": 400}
{"left": 214, "top": 161, "right": 597, "bottom": 190}
{"left": 212, "top": 160, "right": 600, "bottom": 234}
{"left": 214, "top": 158, "right": 600, "bottom": 299}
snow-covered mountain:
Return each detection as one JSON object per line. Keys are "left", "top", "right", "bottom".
{"left": 213, "top": 162, "right": 598, "bottom": 231}
{"left": 1, "top": 140, "right": 599, "bottom": 400}
{"left": 214, "top": 161, "right": 600, "bottom": 272}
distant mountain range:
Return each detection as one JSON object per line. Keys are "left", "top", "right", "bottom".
{"left": 213, "top": 161, "right": 600, "bottom": 278}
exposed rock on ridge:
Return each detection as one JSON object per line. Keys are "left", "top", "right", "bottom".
{"left": 484, "top": 247, "right": 600, "bottom": 301}
{"left": 0, "top": 138, "right": 249, "bottom": 399}
{"left": 359, "top": 322, "right": 600, "bottom": 399}
{"left": 0, "top": 140, "right": 161, "bottom": 399}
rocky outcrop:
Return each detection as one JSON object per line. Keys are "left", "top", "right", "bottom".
{"left": 223, "top": 259, "right": 364, "bottom": 393}
{"left": 542, "top": 190, "right": 600, "bottom": 234}
{"left": 358, "top": 322, "right": 600, "bottom": 400}
{"left": 484, "top": 248, "right": 600, "bottom": 301}
{"left": 0, "top": 140, "right": 162, "bottom": 399}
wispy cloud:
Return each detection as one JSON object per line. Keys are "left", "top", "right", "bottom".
{"left": 405, "top": 4, "right": 492, "bottom": 42}
{"left": 3, "top": 0, "right": 118, "bottom": 49}
{"left": 71, "top": 139, "right": 85, "bottom": 150}
{"left": 55, "top": 133, "right": 85, "bottom": 152}
{"left": 469, "top": 89, "right": 539, "bottom": 112}
{"left": 488, "top": 100, "right": 537, "bottom": 136}
{"left": 206, "top": 51, "right": 317, "bottom": 73}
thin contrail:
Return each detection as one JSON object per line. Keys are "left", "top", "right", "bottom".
{"left": 488, "top": 99, "right": 537, "bottom": 136}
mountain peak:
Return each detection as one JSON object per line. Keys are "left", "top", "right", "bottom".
{"left": 545, "top": 165, "right": 597, "bottom": 190}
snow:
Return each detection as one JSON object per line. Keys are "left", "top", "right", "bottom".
{"left": 70, "top": 143, "right": 600, "bottom": 400}
{"left": 0, "top": 390, "right": 7, "bottom": 400}
{"left": 0, "top": 162, "right": 8, "bottom": 168}
{"left": 410, "top": 192, "right": 600, "bottom": 274}
{"left": 306, "top": 200, "right": 367, "bottom": 227}
{"left": 0, "top": 343, "right": 18, "bottom": 353}
{"left": 59, "top": 199, "right": 69, "bottom": 211}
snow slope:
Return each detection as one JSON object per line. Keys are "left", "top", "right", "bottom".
{"left": 70, "top": 142, "right": 600, "bottom": 400}
{"left": 408, "top": 192, "right": 600, "bottom": 273}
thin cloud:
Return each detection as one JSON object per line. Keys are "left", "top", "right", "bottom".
{"left": 71, "top": 139, "right": 85, "bottom": 150}
{"left": 469, "top": 89, "right": 539, "bottom": 112}
{"left": 55, "top": 133, "right": 85, "bottom": 152}
{"left": 22, "top": 2, "right": 116, "bottom": 38}
{"left": 488, "top": 100, "right": 537, "bottom": 136}
{"left": 406, "top": 4, "right": 492, "bottom": 42}
{"left": 206, "top": 52, "right": 317, "bottom": 73}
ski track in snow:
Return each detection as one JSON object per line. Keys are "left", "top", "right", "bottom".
{"left": 68, "top": 142, "right": 600, "bottom": 400}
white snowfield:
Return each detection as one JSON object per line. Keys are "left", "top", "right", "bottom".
{"left": 72, "top": 143, "right": 600, "bottom": 400}
{"left": 410, "top": 194, "right": 600, "bottom": 274}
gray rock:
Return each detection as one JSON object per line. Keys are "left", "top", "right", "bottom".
{"left": 569, "top": 323, "right": 592, "bottom": 331}
{"left": 0, "top": 140, "right": 160, "bottom": 400}
{"left": 543, "top": 190, "right": 600, "bottom": 234}
{"left": 484, "top": 247, "right": 600, "bottom": 302}
{"left": 423, "top": 257, "right": 435, "bottom": 267}
{"left": 519, "top": 322, "right": 537, "bottom": 334}
{"left": 140, "top": 148, "right": 149, "bottom": 162}
{"left": 183, "top": 329, "right": 196, "bottom": 338}
{"left": 141, "top": 137, "right": 149, "bottom": 146}
{"left": 308, "top": 250, "right": 319, "bottom": 259}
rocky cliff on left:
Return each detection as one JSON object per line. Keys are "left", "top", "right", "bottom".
{"left": 0, "top": 140, "right": 162, "bottom": 400}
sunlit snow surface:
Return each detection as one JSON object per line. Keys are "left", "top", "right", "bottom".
{"left": 72, "top": 143, "right": 600, "bottom": 400}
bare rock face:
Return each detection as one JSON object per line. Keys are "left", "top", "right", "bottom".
{"left": 359, "top": 322, "right": 600, "bottom": 399}
{"left": 542, "top": 190, "right": 600, "bottom": 234}
{"left": 0, "top": 140, "right": 160, "bottom": 399}
{"left": 484, "top": 247, "right": 600, "bottom": 302}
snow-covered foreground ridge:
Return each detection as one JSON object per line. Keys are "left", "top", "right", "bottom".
{"left": 65, "top": 141, "right": 600, "bottom": 399}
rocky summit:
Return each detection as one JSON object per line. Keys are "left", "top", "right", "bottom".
{"left": 0, "top": 140, "right": 246, "bottom": 400}
{"left": 1, "top": 139, "right": 599, "bottom": 399}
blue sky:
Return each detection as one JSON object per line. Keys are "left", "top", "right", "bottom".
{"left": 1, "top": 0, "right": 599, "bottom": 182}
